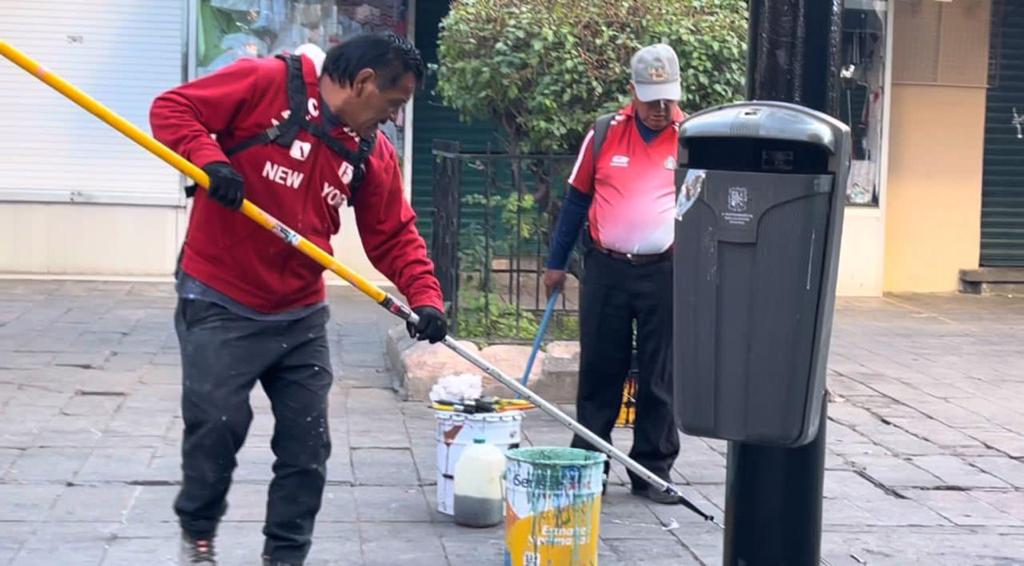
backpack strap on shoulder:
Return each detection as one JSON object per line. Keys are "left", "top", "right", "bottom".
{"left": 225, "top": 54, "right": 308, "bottom": 157}
{"left": 591, "top": 112, "right": 616, "bottom": 162}
{"left": 309, "top": 122, "right": 377, "bottom": 204}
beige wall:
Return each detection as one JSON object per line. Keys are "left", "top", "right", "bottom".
{"left": 328, "top": 206, "right": 387, "bottom": 285}
{"left": 883, "top": 0, "right": 990, "bottom": 293}
{"left": 838, "top": 208, "right": 885, "bottom": 296}
{"left": 884, "top": 85, "right": 986, "bottom": 292}
{"left": 0, "top": 203, "right": 185, "bottom": 276}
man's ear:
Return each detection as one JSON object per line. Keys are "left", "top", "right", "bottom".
{"left": 353, "top": 68, "right": 377, "bottom": 96}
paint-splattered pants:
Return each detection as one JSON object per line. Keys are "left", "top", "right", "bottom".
{"left": 174, "top": 298, "right": 333, "bottom": 564}
{"left": 570, "top": 250, "right": 680, "bottom": 487}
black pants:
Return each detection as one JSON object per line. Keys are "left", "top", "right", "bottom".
{"left": 570, "top": 250, "right": 679, "bottom": 487}
{"left": 174, "top": 298, "right": 333, "bottom": 564}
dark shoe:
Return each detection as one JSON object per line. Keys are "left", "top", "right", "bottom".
{"left": 179, "top": 533, "right": 217, "bottom": 565}
{"left": 631, "top": 484, "right": 684, "bottom": 505}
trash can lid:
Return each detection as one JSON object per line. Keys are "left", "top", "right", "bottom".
{"left": 681, "top": 101, "right": 847, "bottom": 153}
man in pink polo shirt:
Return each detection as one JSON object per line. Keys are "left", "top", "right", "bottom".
{"left": 544, "top": 43, "right": 685, "bottom": 504}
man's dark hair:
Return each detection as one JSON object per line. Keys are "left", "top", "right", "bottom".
{"left": 322, "top": 32, "right": 425, "bottom": 89}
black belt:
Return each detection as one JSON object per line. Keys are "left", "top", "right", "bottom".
{"left": 591, "top": 243, "right": 673, "bottom": 266}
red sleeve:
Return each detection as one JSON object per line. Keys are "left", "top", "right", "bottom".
{"left": 149, "top": 58, "right": 266, "bottom": 168}
{"left": 567, "top": 128, "right": 596, "bottom": 194}
{"left": 354, "top": 143, "right": 444, "bottom": 312}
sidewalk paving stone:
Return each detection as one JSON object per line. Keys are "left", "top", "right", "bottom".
{"left": 909, "top": 455, "right": 1010, "bottom": 488}
{"left": 48, "top": 485, "right": 138, "bottom": 523}
{"left": 351, "top": 448, "right": 418, "bottom": 486}
{"left": 902, "top": 489, "right": 1023, "bottom": 527}
{"left": 967, "top": 456, "right": 1024, "bottom": 488}
{"left": 4, "top": 447, "right": 93, "bottom": 482}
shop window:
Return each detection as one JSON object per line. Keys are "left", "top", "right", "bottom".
{"left": 194, "top": 0, "right": 411, "bottom": 159}
{"left": 840, "top": 1, "right": 888, "bottom": 206}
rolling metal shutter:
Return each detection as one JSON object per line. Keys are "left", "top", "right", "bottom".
{"left": 982, "top": 2, "right": 1024, "bottom": 266}
{"left": 0, "top": 0, "right": 184, "bottom": 207}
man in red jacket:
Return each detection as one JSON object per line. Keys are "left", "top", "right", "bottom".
{"left": 151, "top": 33, "right": 446, "bottom": 566}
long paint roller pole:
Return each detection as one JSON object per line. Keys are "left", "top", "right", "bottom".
{"left": 0, "top": 40, "right": 712, "bottom": 522}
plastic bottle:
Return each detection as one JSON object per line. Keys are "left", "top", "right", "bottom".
{"left": 453, "top": 437, "right": 506, "bottom": 527}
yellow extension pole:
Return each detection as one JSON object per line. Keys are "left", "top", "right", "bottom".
{"left": 0, "top": 39, "right": 716, "bottom": 521}
{"left": 0, "top": 39, "right": 394, "bottom": 307}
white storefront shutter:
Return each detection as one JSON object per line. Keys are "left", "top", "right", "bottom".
{"left": 0, "top": 0, "right": 185, "bottom": 206}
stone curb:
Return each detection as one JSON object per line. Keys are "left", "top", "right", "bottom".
{"left": 386, "top": 324, "right": 580, "bottom": 402}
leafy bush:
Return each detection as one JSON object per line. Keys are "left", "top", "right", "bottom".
{"left": 456, "top": 289, "right": 581, "bottom": 345}
{"left": 436, "top": 0, "right": 747, "bottom": 153}
{"left": 456, "top": 289, "right": 540, "bottom": 342}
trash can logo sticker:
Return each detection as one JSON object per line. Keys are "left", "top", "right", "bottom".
{"left": 728, "top": 187, "right": 748, "bottom": 212}
{"left": 722, "top": 186, "right": 754, "bottom": 227}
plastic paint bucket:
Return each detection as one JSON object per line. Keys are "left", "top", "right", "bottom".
{"left": 504, "top": 447, "right": 607, "bottom": 566}
{"left": 435, "top": 410, "right": 522, "bottom": 515}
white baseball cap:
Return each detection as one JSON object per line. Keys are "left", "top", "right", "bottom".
{"left": 630, "top": 43, "right": 682, "bottom": 102}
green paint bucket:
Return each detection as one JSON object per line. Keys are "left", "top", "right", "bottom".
{"left": 504, "top": 447, "right": 606, "bottom": 566}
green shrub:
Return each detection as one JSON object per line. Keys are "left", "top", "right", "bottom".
{"left": 436, "top": 0, "right": 747, "bottom": 153}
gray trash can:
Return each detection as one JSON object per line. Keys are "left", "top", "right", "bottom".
{"left": 673, "top": 101, "right": 851, "bottom": 447}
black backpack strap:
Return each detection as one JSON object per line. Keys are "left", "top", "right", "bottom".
{"left": 225, "top": 54, "right": 308, "bottom": 157}
{"left": 591, "top": 112, "right": 616, "bottom": 162}
{"left": 274, "top": 54, "right": 308, "bottom": 148}
{"left": 311, "top": 126, "right": 377, "bottom": 204}
{"left": 347, "top": 134, "right": 376, "bottom": 193}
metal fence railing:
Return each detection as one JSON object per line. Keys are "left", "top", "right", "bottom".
{"left": 430, "top": 139, "right": 583, "bottom": 343}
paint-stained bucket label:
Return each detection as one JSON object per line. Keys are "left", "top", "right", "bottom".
{"left": 504, "top": 447, "right": 606, "bottom": 566}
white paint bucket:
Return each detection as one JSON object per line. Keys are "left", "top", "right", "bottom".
{"left": 435, "top": 410, "right": 523, "bottom": 515}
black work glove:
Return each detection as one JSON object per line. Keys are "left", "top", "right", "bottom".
{"left": 406, "top": 306, "right": 448, "bottom": 344}
{"left": 201, "top": 162, "right": 245, "bottom": 210}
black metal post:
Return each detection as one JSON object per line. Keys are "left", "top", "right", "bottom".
{"left": 723, "top": 2, "right": 843, "bottom": 565}
{"left": 430, "top": 139, "right": 462, "bottom": 332}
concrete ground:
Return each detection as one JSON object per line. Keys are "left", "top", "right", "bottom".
{"left": 0, "top": 280, "right": 1022, "bottom": 565}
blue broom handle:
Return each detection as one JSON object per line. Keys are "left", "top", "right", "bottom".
{"left": 519, "top": 289, "right": 561, "bottom": 391}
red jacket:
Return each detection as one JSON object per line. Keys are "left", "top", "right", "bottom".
{"left": 150, "top": 55, "right": 443, "bottom": 313}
